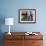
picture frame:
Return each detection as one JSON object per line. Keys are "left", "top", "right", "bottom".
{"left": 18, "top": 9, "right": 36, "bottom": 23}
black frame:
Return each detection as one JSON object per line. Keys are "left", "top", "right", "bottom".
{"left": 18, "top": 9, "right": 36, "bottom": 24}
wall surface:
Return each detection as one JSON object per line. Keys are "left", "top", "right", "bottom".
{"left": 0, "top": 0, "right": 46, "bottom": 46}
{"left": 0, "top": 0, "right": 46, "bottom": 32}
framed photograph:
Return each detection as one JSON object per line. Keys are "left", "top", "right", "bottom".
{"left": 18, "top": 9, "right": 36, "bottom": 23}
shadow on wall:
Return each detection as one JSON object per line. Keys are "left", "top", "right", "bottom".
{"left": 0, "top": 16, "right": 5, "bottom": 46}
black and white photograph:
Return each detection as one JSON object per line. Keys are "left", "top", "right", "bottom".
{"left": 18, "top": 9, "right": 36, "bottom": 23}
